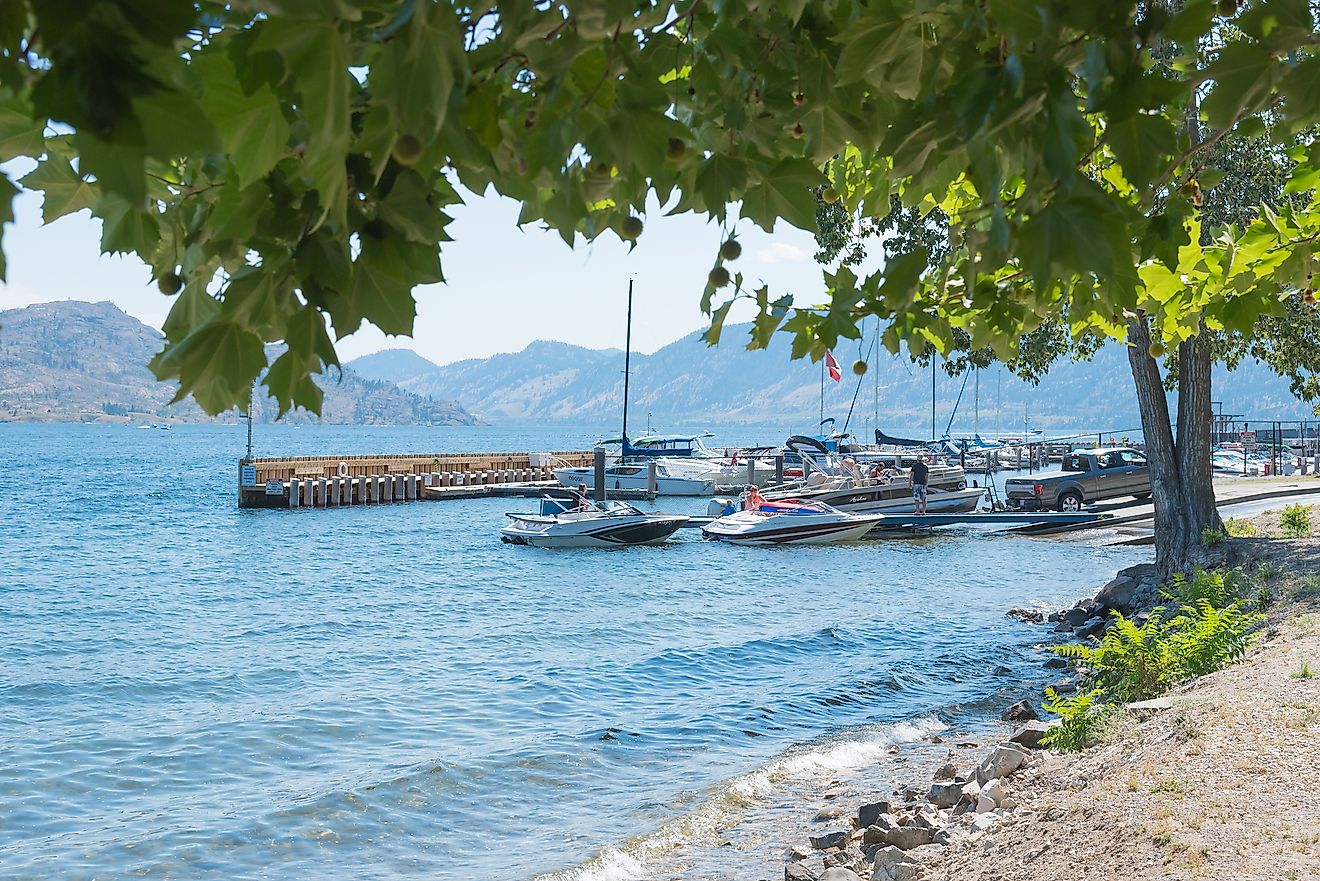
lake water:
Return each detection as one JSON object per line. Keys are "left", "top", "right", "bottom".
{"left": 0, "top": 423, "right": 1148, "bottom": 880}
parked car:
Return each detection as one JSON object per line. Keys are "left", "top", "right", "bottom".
{"left": 1004, "top": 447, "right": 1151, "bottom": 512}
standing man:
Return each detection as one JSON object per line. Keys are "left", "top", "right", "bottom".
{"left": 911, "top": 455, "right": 931, "bottom": 514}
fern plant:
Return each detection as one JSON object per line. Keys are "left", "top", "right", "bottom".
{"left": 1162, "top": 568, "right": 1238, "bottom": 611}
{"left": 1040, "top": 688, "right": 1103, "bottom": 752}
{"left": 1200, "top": 526, "right": 1225, "bottom": 548}
{"left": 1056, "top": 611, "right": 1178, "bottom": 702}
{"left": 1165, "top": 600, "right": 1262, "bottom": 679}
{"left": 1280, "top": 504, "right": 1312, "bottom": 538}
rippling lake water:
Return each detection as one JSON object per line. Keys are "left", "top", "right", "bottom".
{"left": 0, "top": 423, "right": 1149, "bottom": 880}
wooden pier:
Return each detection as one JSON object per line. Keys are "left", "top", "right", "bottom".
{"left": 237, "top": 451, "right": 594, "bottom": 509}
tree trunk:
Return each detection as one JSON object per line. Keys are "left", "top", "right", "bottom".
{"left": 1126, "top": 315, "right": 1220, "bottom": 577}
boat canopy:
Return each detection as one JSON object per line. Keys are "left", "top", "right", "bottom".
{"left": 874, "top": 430, "right": 930, "bottom": 448}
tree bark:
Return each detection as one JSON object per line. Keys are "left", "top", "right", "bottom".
{"left": 1126, "top": 315, "right": 1220, "bottom": 577}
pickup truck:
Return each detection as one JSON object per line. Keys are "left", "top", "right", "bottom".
{"left": 1004, "top": 447, "right": 1152, "bottom": 512}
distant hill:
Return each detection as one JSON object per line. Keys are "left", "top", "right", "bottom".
{"left": 348, "top": 324, "right": 1316, "bottom": 432}
{"left": 0, "top": 301, "right": 479, "bottom": 425}
{"left": 347, "top": 347, "right": 441, "bottom": 385}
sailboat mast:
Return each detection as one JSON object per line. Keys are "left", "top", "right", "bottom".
{"left": 930, "top": 356, "right": 936, "bottom": 440}
{"left": 622, "top": 278, "right": 633, "bottom": 447}
{"left": 872, "top": 318, "right": 879, "bottom": 438}
{"left": 974, "top": 368, "right": 980, "bottom": 437}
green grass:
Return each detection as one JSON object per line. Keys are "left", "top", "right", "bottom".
{"left": 1280, "top": 503, "right": 1312, "bottom": 538}
{"left": 1200, "top": 526, "right": 1225, "bottom": 548}
{"left": 1224, "top": 517, "right": 1258, "bottom": 538}
{"left": 1291, "top": 660, "right": 1314, "bottom": 680}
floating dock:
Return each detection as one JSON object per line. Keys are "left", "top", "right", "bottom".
{"left": 237, "top": 451, "right": 594, "bottom": 509}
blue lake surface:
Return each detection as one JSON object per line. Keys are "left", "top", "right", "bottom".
{"left": 0, "top": 423, "right": 1148, "bottom": 880}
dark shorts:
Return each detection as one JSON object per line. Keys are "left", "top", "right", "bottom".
{"left": 912, "top": 483, "right": 927, "bottom": 501}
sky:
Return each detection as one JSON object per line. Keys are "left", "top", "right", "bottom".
{"left": 0, "top": 167, "right": 881, "bottom": 366}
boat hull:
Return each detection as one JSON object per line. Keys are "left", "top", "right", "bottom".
{"left": 770, "top": 484, "right": 986, "bottom": 515}
{"left": 553, "top": 467, "right": 714, "bottom": 496}
{"left": 502, "top": 515, "right": 689, "bottom": 548}
{"left": 701, "top": 513, "right": 883, "bottom": 545}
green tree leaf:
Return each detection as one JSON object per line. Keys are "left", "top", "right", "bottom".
{"left": 740, "top": 158, "right": 825, "bottom": 233}
{"left": 20, "top": 154, "right": 97, "bottom": 223}
{"left": 195, "top": 51, "right": 290, "bottom": 189}
{"left": 94, "top": 193, "right": 160, "bottom": 256}
{"left": 151, "top": 319, "right": 268, "bottom": 415}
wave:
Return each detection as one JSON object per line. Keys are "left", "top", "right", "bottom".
{"left": 532, "top": 716, "right": 945, "bottom": 881}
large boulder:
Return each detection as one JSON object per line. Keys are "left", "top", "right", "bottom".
{"left": 786, "top": 863, "right": 818, "bottom": 881}
{"left": 1008, "top": 719, "right": 1056, "bottom": 749}
{"left": 1094, "top": 574, "right": 1137, "bottom": 613}
{"left": 980, "top": 778, "right": 1006, "bottom": 807}
{"left": 927, "top": 780, "right": 963, "bottom": 808}
{"left": 809, "top": 829, "right": 849, "bottom": 850}
{"left": 819, "top": 869, "right": 862, "bottom": 881}
{"left": 1043, "top": 656, "right": 1069, "bottom": 669}
{"left": 1076, "top": 616, "right": 1107, "bottom": 638}
{"left": 879, "top": 825, "right": 932, "bottom": 850}
{"left": 1064, "top": 606, "right": 1091, "bottom": 626}
{"left": 975, "top": 743, "right": 1028, "bottom": 784}
{"left": 857, "top": 800, "right": 892, "bottom": 829}
{"left": 1001, "top": 699, "right": 1038, "bottom": 721}
{"left": 869, "top": 845, "right": 921, "bottom": 881}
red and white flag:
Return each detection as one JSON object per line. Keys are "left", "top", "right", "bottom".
{"left": 825, "top": 350, "right": 842, "bottom": 382}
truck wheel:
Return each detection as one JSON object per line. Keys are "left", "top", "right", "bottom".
{"left": 1057, "top": 491, "right": 1084, "bottom": 512}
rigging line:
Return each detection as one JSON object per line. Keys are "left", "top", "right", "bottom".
{"left": 842, "top": 333, "right": 878, "bottom": 436}
{"left": 943, "top": 366, "right": 972, "bottom": 438}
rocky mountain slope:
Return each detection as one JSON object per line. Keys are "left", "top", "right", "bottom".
{"left": 0, "top": 300, "right": 478, "bottom": 425}
{"left": 350, "top": 325, "right": 1313, "bottom": 431}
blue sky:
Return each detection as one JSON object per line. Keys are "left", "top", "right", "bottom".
{"left": 0, "top": 173, "right": 875, "bottom": 365}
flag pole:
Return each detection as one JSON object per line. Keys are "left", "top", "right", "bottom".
{"left": 622, "top": 277, "right": 633, "bottom": 450}
{"left": 819, "top": 357, "right": 825, "bottom": 426}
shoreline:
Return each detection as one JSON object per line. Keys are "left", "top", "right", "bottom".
{"left": 764, "top": 506, "right": 1320, "bottom": 881}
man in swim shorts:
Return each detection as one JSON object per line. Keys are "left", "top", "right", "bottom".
{"left": 910, "top": 456, "right": 930, "bottom": 514}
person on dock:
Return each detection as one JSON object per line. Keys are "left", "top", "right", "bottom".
{"left": 911, "top": 456, "right": 930, "bottom": 514}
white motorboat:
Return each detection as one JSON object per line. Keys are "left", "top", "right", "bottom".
{"left": 701, "top": 498, "right": 884, "bottom": 545}
{"left": 654, "top": 455, "right": 779, "bottom": 487}
{"left": 553, "top": 462, "right": 715, "bottom": 496}
{"left": 502, "top": 494, "right": 689, "bottom": 548}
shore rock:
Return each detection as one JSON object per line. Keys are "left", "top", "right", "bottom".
{"left": 1064, "top": 606, "right": 1091, "bottom": 627}
{"left": 1052, "top": 620, "right": 1074, "bottom": 633}
{"left": 814, "top": 806, "right": 846, "bottom": 823}
{"left": 975, "top": 744, "right": 1028, "bottom": 784}
{"left": 786, "top": 863, "right": 818, "bottom": 881}
{"left": 1043, "top": 656, "right": 1069, "bottom": 669}
{"left": 927, "top": 780, "right": 963, "bottom": 808}
{"left": 1008, "top": 719, "right": 1056, "bottom": 749}
{"left": 869, "top": 845, "right": 921, "bottom": 881}
{"left": 934, "top": 760, "right": 958, "bottom": 780}
{"left": 1047, "top": 679, "right": 1078, "bottom": 695}
{"left": 1001, "top": 699, "right": 1038, "bottom": 722}
{"left": 981, "top": 778, "right": 1006, "bottom": 807}
{"left": 1076, "top": 616, "right": 1107, "bottom": 638}
{"left": 879, "top": 825, "right": 932, "bottom": 850}
{"left": 1006, "top": 607, "right": 1045, "bottom": 624}
{"left": 857, "top": 800, "right": 892, "bottom": 829}
{"left": 818, "top": 868, "right": 861, "bottom": 881}
{"left": 809, "top": 829, "right": 848, "bottom": 850}
{"left": 789, "top": 844, "right": 813, "bottom": 861}
{"left": 1094, "top": 574, "right": 1137, "bottom": 613}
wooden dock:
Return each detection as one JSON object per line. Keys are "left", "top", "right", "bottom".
{"left": 237, "top": 451, "right": 594, "bottom": 508}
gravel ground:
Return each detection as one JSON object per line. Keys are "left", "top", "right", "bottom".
{"left": 914, "top": 518, "right": 1320, "bottom": 881}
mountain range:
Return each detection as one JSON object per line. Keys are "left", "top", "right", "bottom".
{"left": 349, "top": 324, "right": 1316, "bottom": 433}
{"left": 0, "top": 301, "right": 477, "bottom": 425}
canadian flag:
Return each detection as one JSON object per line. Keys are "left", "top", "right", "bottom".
{"left": 825, "top": 350, "right": 842, "bottom": 382}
